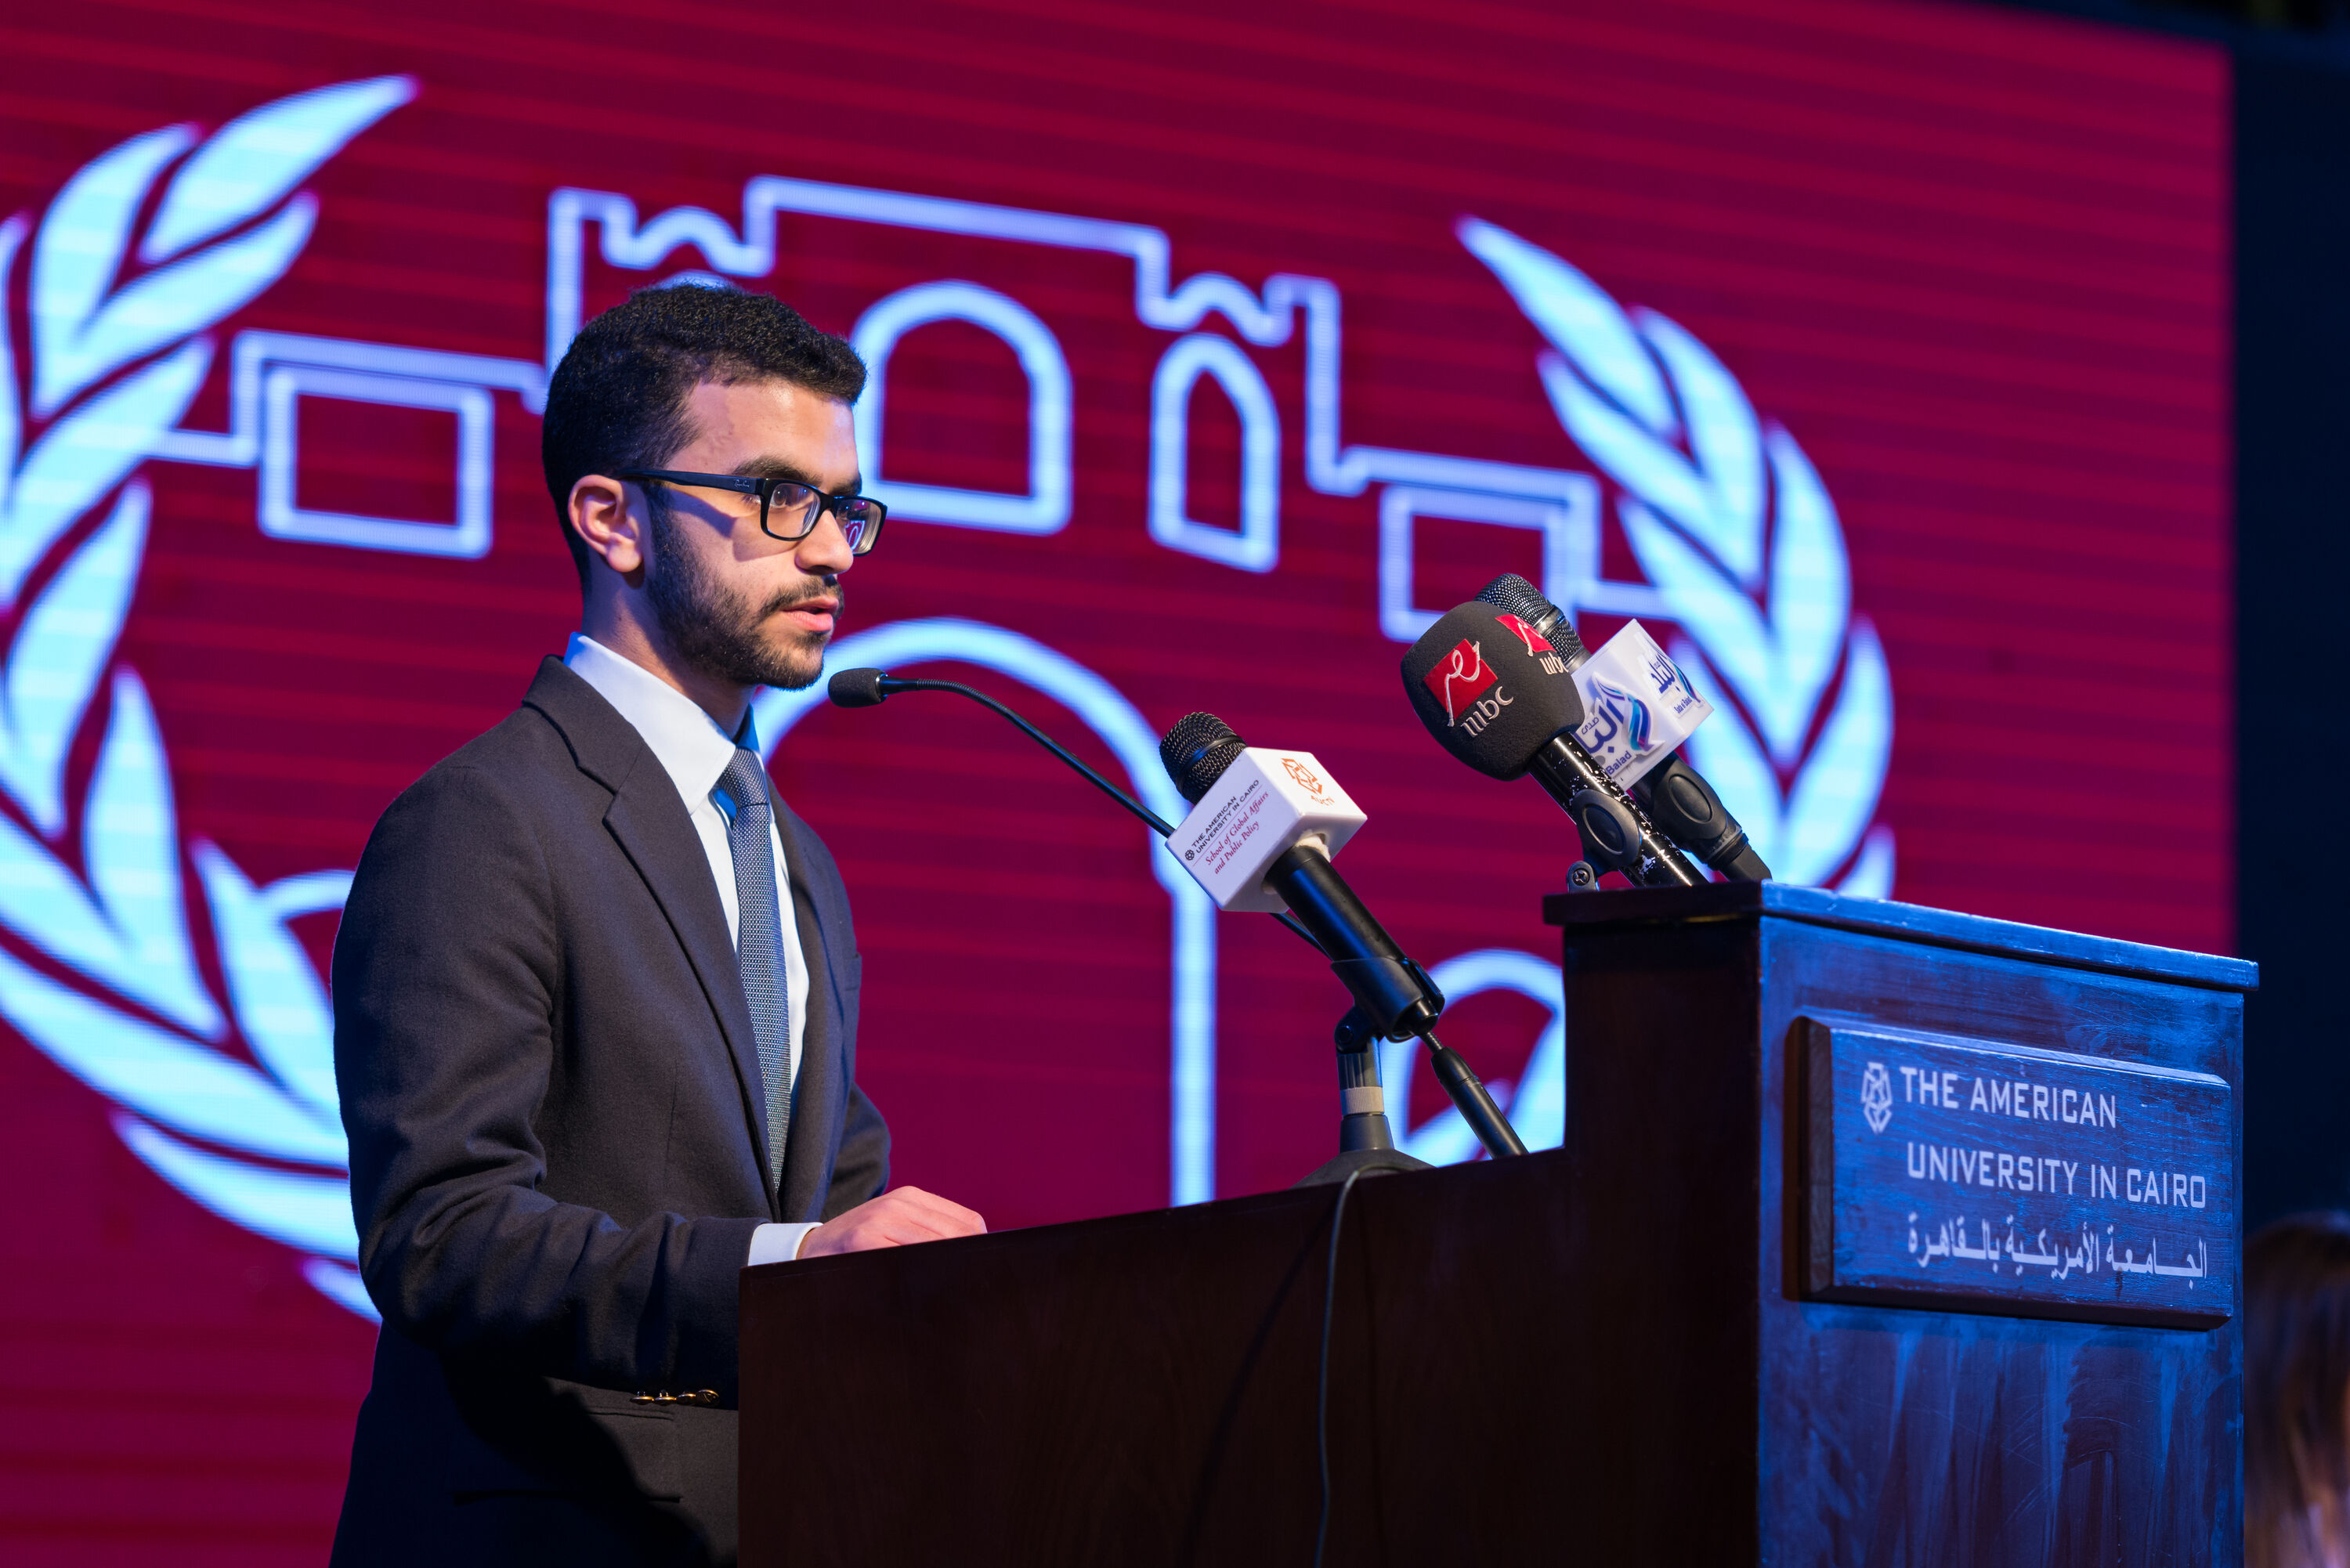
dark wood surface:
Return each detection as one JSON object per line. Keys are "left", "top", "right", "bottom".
{"left": 740, "top": 1149, "right": 1585, "bottom": 1566}
{"left": 741, "top": 884, "right": 2246, "bottom": 1566}
{"left": 1545, "top": 910, "right": 1764, "bottom": 1562}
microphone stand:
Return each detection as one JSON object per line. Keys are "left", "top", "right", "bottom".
{"left": 833, "top": 671, "right": 1528, "bottom": 1164}
{"left": 1294, "top": 1006, "right": 1527, "bottom": 1184}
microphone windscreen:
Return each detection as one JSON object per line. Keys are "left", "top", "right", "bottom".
{"left": 827, "top": 668, "right": 890, "bottom": 709}
{"left": 1400, "top": 602, "right": 1587, "bottom": 779}
{"left": 1159, "top": 712, "right": 1247, "bottom": 804}
{"left": 1475, "top": 573, "right": 1589, "bottom": 666}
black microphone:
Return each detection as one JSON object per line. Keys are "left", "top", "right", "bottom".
{"left": 1629, "top": 757, "right": 1770, "bottom": 881}
{"left": 1400, "top": 602, "right": 1701, "bottom": 887}
{"left": 833, "top": 671, "right": 1494, "bottom": 1160}
{"left": 825, "top": 667, "right": 897, "bottom": 708}
{"left": 826, "top": 667, "right": 1184, "bottom": 839}
{"left": 828, "top": 669, "right": 1359, "bottom": 973}
{"left": 833, "top": 671, "right": 1522, "bottom": 1162}
{"left": 1473, "top": 574, "right": 1770, "bottom": 881}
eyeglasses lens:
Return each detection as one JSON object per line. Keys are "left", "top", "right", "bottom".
{"left": 836, "top": 500, "right": 881, "bottom": 554}
{"left": 765, "top": 483, "right": 820, "bottom": 540}
{"left": 756, "top": 483, "right": 882, "bottom": 555}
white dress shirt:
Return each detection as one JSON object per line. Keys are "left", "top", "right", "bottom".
{"left": 563, "top": 634, "right": 822, "bottom": 1265}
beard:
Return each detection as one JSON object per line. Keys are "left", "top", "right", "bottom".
{"left": 643, "top": 501, "right": 837, "bottom": 692}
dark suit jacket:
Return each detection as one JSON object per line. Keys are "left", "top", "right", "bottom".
{"left": 329, "top": 659, "right": 888, "bottom": 1568}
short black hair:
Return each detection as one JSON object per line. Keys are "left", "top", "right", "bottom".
{"left": 540, "top": 284, "right": 866, "bottom": 587}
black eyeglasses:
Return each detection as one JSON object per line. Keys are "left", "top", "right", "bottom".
{"left": 621, "top": 469, "right": 888, "bottom": 555}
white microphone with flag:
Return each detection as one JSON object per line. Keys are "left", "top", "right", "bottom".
{"left": 1163, "top": 746, "right": 1367, "bottom": 913}
{"left": 1159, "top": 712, "right": 1527, "bottom": 1161}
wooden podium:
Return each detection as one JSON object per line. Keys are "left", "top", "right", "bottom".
{"left": 740, "top": 883, "right": 2252, "bottom": 1565}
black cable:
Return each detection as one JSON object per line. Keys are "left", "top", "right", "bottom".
{"left": 1314, "top": 1164, "right": 1365, "bottom": 1568}
{"left": 884, "top": 676, "right": 1329, "bottom": 955}
{"left": 1417, "top": 1030, "right": 1529, "bottom": 1159}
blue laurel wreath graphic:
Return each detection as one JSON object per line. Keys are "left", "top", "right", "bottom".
{"left": 1462, "top": 219, "right": 1895, "bottom": 894}
{"left": 0, "top": 87, "right": 1893, "bottom": 1307}
{"left": 0, "top": 79, "right": 411, "bottom": 1319}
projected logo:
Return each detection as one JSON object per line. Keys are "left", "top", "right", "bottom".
{"left": 0, "top": 79, "right": 411, "bottom": 1319}
{"left": 0, "top": 77, "right": 1893, "bottom": 1316}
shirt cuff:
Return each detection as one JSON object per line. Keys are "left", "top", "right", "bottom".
{"left": 747, "top": 1221, "right": 822, "bottom": 1266}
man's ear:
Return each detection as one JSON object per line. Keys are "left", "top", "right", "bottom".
{"left": 569, "top": 473, "right": 648, "bottom": 584}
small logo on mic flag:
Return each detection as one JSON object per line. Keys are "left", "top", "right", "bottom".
{"left": 1570, "top": 620, "right": 1711, "bottom": 785}
{"left": 1494, "top": 614, "right": 1548, "bottom": 656}
{"left": 1494, "top": 614, "right": 1571, "bottom": 674}
{"left": 1592, "top": 681, "right": 1652, "bottom": 753}
{"left": 1423, "top": 638, "right": 1497, "bottom": 724}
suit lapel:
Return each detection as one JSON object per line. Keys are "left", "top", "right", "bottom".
{"left": 523, "top": 659, "right": 778, "bottom": 1212}
{"left": 773, "top": 800, "right": 846, "bottom": 1222}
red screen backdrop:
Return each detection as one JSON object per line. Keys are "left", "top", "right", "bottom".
{"left": 0, "top": 1, "right": 2226, "bottom": 1559}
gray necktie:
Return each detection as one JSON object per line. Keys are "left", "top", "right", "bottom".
{"left": 714, "top": 747, "right": 791, "bottom": 1196}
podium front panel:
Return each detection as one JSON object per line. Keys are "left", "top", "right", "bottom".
{"left": 1549, "top": 881, "right": 2249, "bottom": 1566}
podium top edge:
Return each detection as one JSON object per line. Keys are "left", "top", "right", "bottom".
{"left": 1541, "top": 882, "right": 2258, "bottom": 992}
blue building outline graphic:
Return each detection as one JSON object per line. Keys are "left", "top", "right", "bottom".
{"left": 133, "top": 168, "right": 1651, "bottom": 1205}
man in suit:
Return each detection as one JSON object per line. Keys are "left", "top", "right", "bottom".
{"left": 331, "top": 284, "right": 985, "bottom": 1567}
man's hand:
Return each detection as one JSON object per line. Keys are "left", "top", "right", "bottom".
{"left": 800, "top": 1186, "right": 986, "bottom": 1259}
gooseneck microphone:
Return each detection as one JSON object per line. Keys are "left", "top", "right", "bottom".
{"left": 831, "top": 669, "right": 1524, "bottom": 1163}
{"left": 833, "top": 668, "right": 1442, "bottom": 1168}
{"left": 827, "top": 667, "right": 1340, "bottom": 957}
{"left": 1159, "top": 713, "right": 1526, "bottom": 1160}
{"left": 1401, "top": 602, "right": 1701, "bottom": 887}
{"left": 830, "top": 668, "right": 1174, "bottom": 835}
{"left": 1473, "top": 574, "right": 1770, "bottom": 882}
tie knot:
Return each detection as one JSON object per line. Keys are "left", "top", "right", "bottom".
{"left": 714, "top": 748, "right": 773, "bottom": 829}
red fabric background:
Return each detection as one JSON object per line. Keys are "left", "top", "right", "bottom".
{"left": 0, "top": 1, "right": 2225, "bottom": 1559}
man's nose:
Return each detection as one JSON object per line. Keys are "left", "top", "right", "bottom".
{"left": 797, "top": 511, "right": 856, "bottom": 576}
